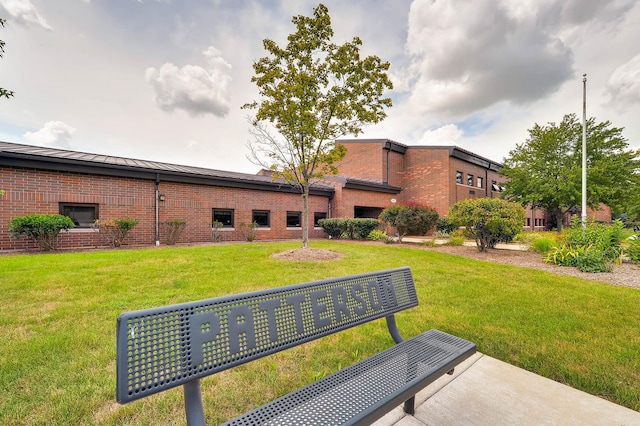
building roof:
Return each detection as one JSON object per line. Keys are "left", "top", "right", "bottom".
{"left": 0, "top": 141, "right": 335, "bottom": 196}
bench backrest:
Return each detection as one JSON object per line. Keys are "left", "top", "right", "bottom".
{"left": 116, "top": 267, "right": 417, "bottom": 403}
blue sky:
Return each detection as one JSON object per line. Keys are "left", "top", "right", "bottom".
{"left": 1, "top": 0, "right": 638, "bottom": 173}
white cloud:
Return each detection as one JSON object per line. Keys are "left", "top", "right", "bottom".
{"left": 0, "top": 0, "right": 52, "bottom": 30}
{"left": 145, "top": 45, "right": 232, "bottom": 117}
{"left": 403, "top": 0, "right": 574, "bottom": 118}
{"left": 418, "top": 124, "right": 464, "bottom": 145}
{"left": 605, "top": 53, "right": 640, "bottom": 110}
{"left": 24, "top": 121, "right": 76, "bottom": 148}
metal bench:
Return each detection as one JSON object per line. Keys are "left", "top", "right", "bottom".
{"left": 116, "top": 266, "right": 476, "bottom": 425}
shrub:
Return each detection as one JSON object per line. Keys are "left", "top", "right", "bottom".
{"left": 319, "top": 218, "right": 379, "bottom": 240}
{"left": 378, "top": 205, "right": 439, "bottom": 243}
{"left": 238, "top": 221, "right": 258, "bottom": 242}
{"left": 93, "top": 218, "right": 139, "bottom": 248}
{"left": 211, "top": 221, "right": 223, "bottom": 242}
{"left": 447, "top": 198, "right": 525, "bottom": 252}
{"left": 8, "top": 214, "right": 75, "bottom": 250}
{"left": 367, "top": 229, "right": 390, "bottom": 242}
{"left": 531, "top": 237, "right": 556, "bottom": 254}
{"left": 420, "top": 239, "right": 437, "bottom": 247}
{"left": 575, "top": 248, "right": 612, "bottom": 273}
{"left": 448, "top": 230, "right": 466, "bottom": 246}
{"left": 625, "top": 236, "right": 640, "bottom": 263}
{"left": 318, "top": 218, "right": 346, "bottom": 238}
{"left": 565, "top": 219, "right": 624, "bottom": 262}
{"left": 345, "top": 218, "right": 379, "bottom": 240}
{"left": 436, "top": 217, "right": 458, "bottom": 236}
{"left": 160, "top": 219, "right": 186, "bottom": 245}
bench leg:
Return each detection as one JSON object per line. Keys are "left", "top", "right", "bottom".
{"left": 403, "top": 396, "right": 415, "bottom": 415}
{"left": 184, "top": 379, "right": 206, "bottom": 426}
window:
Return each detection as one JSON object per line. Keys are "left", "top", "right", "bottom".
{"left": 467, "top": 174, "right": 474, "bottom": 186}
{"left": 491, "top": 180, "right": 500, "bottom": 192}
{"left": 286, "top": 211, "right": 301, "bottom": 227}
{"left": 314, "top": 212, "right": 327, "bottom": 227}
{"left": 456, "top": 171, "right": 463, "bottom": 184}
{"left": 354, "top": 206, "right": 383, "bottom": 219}
{"left": 252, "top": 210, "right": 270, "bottom": 228}
{"left": 526, "top": 218, "right": 531, "bottom": 227}
{"left": 477, "top": 177, "right": 483, "bottom": 188}
{"left": 213, "top": 209, "right": 234, "bottom": 228}
{"left": 59, "top": 203, "right": 98, "bottom": 228}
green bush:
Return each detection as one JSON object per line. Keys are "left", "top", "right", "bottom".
{"left": 378, "top": 204, "right": 439, "bottom": 243}
{"left": 624, "top": 236, "right": 640, "bottom": 263}
{"left": 93, "top": 218, "right": 139, "bottom": 248}
{"left": 8, "top": 214, "right": 75, "bottom": 250}
{"left": 531, "top": 237, "right": 556, "bottom": 254}
{"left": 447, "top": 198, "right": 525, "bottom": 252}
{"left": 160, "top": 219, "right": 187, "bottom": 245}
{"left": 575, "top": 248, "right": 612, "bottom": 273}
{"left": 345, "top": 218, "right": 379, "bottom": 240}
{"left": 318, "top": 218, "right": 346, "bottom": 238}
{"left": 565, "top": 219, "right": 624, "bottom": 262}
{"left": 367, "top": 229, "right": 389, "bottom": 242}
{"left": 319, "top": 218, "right": 379, "bottom": 240}
{"left": 436, "top": 217, "right": 458, "bottom": 235}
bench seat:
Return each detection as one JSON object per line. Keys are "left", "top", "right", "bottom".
{"left": 223, "top": 329, "right": 476, "bottom": 426}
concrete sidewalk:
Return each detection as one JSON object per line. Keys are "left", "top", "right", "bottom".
{"left": 373, "top": 353, "right": 640, "bottom": 426}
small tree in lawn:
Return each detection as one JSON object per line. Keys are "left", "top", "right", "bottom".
{"left": 243, "top": 3, "right": 393, "bottom": 248}
{"left": 447, "top": 198, "right": 524, "bottom": 252}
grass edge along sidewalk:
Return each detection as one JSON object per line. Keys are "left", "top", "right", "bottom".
{"left": 1, "top": 241, "right": 638, "bottom": 425}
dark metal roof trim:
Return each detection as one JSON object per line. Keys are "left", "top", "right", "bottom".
{"left": 0, "top": 141, "right": 334, "bottom": 196}
{"left": 450, "top": 147, "right": 502, "bottom": 172}
{"left": 344, "top": 178, "right": 402, "bottom": 194}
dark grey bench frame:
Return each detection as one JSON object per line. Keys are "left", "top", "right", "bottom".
{"left": 116, "top": 267, "right": 476, "bottom": 425}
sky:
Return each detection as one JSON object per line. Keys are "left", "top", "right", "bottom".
{"left": 0, "top": 0, "right": 639, "bottom": 174}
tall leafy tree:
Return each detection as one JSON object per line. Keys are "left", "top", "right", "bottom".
{"left": 243, "top": 3, "right": 393, "bottom": 248}
{"left": 500, "top": 114, "right": 640, "bottom": 232}
{"left": 1, "top": 17, "right": 14, "bottom": 99}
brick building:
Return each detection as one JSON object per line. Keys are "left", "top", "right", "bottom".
{"left": 0, "top": 139, "right": 604, "bottom": 251}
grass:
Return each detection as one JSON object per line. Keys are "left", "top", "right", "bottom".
{"left": 1, "top": 241, "right": 639, "bottom": 425}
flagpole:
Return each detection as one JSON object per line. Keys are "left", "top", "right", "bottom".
{"left": 581, "top": 74, "right": 587, "bottom": 227}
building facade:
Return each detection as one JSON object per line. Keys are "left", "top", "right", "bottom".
{"left": 0, "top": 139, "right": 609, "bottom": 251}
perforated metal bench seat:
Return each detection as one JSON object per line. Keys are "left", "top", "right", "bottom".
{"left": 116, "top": 267, "right": 476, "bottom": 425}
{"left": 223, "top": 329, "right": 475, "bottom": 426}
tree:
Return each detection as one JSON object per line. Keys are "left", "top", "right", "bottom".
{"left": 447, "top": 198, "right": 525, "bottom": 252}
{"left": 243, "top": 3, "right": 393, "bottom": 248}
{"left": 378, "top": 205, "right": 439, "bottom": 243}
{"left": 1, "top": 18, "right": 14, "bottom": 99}
{"left": 500, "top": 114, "right": 640, "bottom": 232}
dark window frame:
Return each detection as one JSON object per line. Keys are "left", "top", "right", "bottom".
{"left": 286, "top": 211, "right": 302, "bottom": 228}
{"left": 467, "top": 174, "right": 474, "bottom": 186}
{"left": 477, "top": 176, "right": 483, "bottom": 188}
{"left": 213, "top": 208, "right": 234, "bottom": 228}
{"left": 456, "top": 171, "right": 463, "bottom": 184}
{"left": 252, "top": 210, "right": 270, "bottom": 228}
{"left": 314, "top": 212, "right": 327, "bottom": 227}
{"left": 59, "top": 202, "right": 99, "bottom": 228}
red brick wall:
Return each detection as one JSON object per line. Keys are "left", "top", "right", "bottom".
{"left": 334, "top": 142, "right": 384, "bottom": 182}
{"left": 0, "top": 167, "right": 330, "bottom": 251}
{"left": 401, "top": 148, "right": 450, "bottom": 216}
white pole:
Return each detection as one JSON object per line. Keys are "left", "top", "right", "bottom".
{"left": 581, "top": 74, "right": 587, "bottom": 227}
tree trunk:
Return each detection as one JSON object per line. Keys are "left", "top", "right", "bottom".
{"left": 302, "top": 187, "right": 309, "bottom": 248}
{"left": 555, "top": 209, "right": 564, "bottom": 233}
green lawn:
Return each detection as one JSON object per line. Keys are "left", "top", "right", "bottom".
{"left": 1, "top": 241, "right": 639, "bottom": 425}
